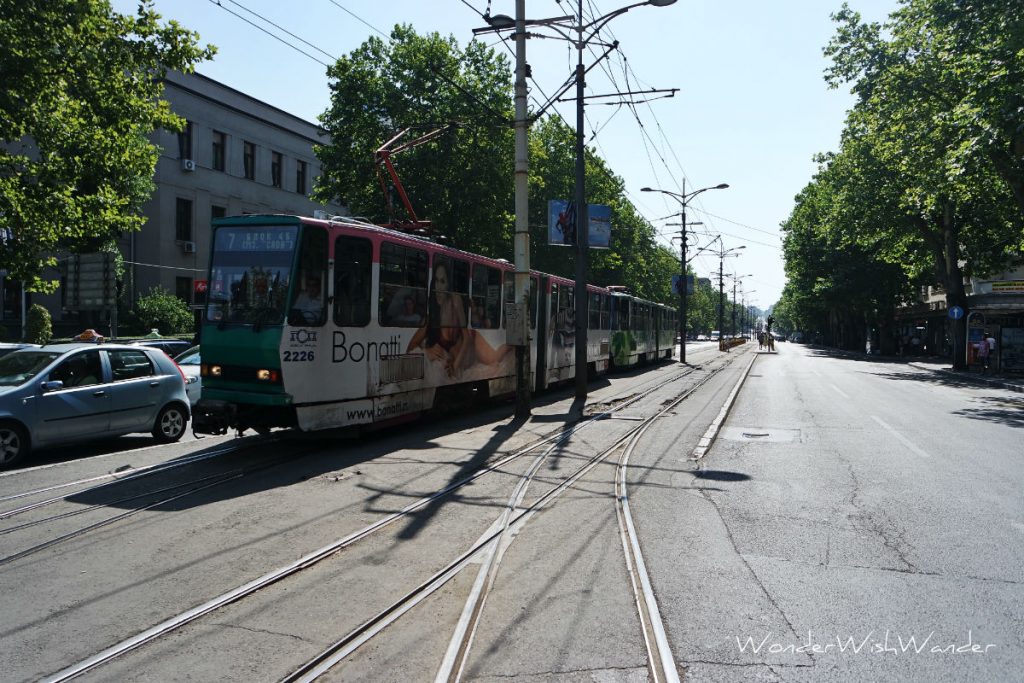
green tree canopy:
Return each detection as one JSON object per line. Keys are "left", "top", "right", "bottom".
{"left": 315, "top": 26, "right": 681, "bottom": 306}
{"left": 0, "top": 0, "right": 214, "bottom": 292}
{"left": 314, "top": 24, "right": 514, "bottom": 257}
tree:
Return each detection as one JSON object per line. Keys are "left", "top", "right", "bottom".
{"left": 132, "top": 287, "right": 194, "bottom": 336}
{"left": 316, "top": 28, "right": 680, "bottom": 306}
{"left": 315, "top": 25, "right": 514, "bottom": 257}
{"left": 816, "top": 0, "right": 1024, "bottom": 364}
{"left": 25, "top": 304, "right": 52, "bottom": 344}
{"left": 0, "top": 0, "right": 214, "bottom": 292}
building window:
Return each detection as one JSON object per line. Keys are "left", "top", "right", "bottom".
{"left": 176, "top": 277, "right": 193, "bottom": 304}
{"left": 296, "top": 160, "right": 307, "bottom": 195}
{"left": 175, "top": 198, "right": 193, "bottom": 242}
{"left": 178, "top": 121, "right": 193, "bottom": 160}
{"left": 211, "top": 205, "right": 226, "bottom": 221}
{"left": 212, "top": 130, "right": 226, "bottom": 172}
{"left": 271, "top": 151, "right": 282, "bottom": 188}
{"left": 243, "top": 141, "right": 255, "bottom": 180}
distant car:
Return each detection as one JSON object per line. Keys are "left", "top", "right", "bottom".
{"left": 0, "top": 343, "right": 191, "bottom": 468}
{"left": 128, "top": 338, "right": 193, "bottom": 359}
{"left": 0, "top": 343, "right": 38, "bottom": 357}
{"left": 174, "top": 345, "right": 201, "bottom": 406}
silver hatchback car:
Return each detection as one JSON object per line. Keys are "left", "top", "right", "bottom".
{"left": 0, "top": 343, "right": 191, "bottom": 468}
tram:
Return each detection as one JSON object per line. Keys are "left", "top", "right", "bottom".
{"left": 193, "top": 214, "right": 677, "bottom": 435}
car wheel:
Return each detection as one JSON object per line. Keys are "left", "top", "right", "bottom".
{"left": 152, "top": 404, "right": 188, "bottom": 443}
{"left": 0, "top": 422, "right": 31, "bottom": 468}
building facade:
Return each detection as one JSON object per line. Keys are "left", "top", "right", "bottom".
{"left": 2, "top": 70, "right": 345, "bottom": 337}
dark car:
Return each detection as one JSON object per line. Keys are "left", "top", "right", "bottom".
{"left": 0, "top": 343, "right": 190, "bottom": 468}
{"left": 128, "top": 338, "right": 193, "bottom": 359}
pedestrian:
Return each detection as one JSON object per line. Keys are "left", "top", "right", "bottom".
{"left": 985, "top": 330, "right": 997, "bottom": 372}
{"left": 977, "top": 333, "right": 990, "bottom": 374}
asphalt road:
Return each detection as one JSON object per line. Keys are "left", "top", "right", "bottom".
{"left": 1, "top": 341, "right": 1020, "bottom": 682}
{"left": 638, "top": 342, "right": 1023, "bottom": 682}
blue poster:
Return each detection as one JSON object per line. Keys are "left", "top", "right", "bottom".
{"left": 547, "top": 200, "right": 611, "bottom": 248}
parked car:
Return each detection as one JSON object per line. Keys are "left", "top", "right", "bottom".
{"left": 0, "top": 343, "right": 191, "bottom": 468}
{"left": 128, "top": 338, "right": 193, "bottom": 359}
{"left": 174, "top": 345, "right": 201, "bottom": 406}
{"left": 0, "top": 343, "right": 38, "bottom": 357}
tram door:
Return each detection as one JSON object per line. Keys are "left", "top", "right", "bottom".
{"left": 534, "top": 276, "right": 550, "bottom": 392}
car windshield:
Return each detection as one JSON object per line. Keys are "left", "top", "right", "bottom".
{"left": 176, "top": 348, "right": 200, "bottom": 365}
{"left": 0, "top": 351, "right": 62, "bottom": 387}
{"left": 206, "top": 226, "right": 297, "bottom": 325}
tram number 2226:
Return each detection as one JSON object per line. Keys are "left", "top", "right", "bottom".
{"left": 283, "top": 350, "right": 315, "bottom": 362}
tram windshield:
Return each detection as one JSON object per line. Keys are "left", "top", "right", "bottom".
{"left": 206, "top": 226, "right": 297, "bottom": 325}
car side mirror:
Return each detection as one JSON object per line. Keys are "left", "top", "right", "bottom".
{"left": 41, "top": 380, "right": 64, "bottom": 392}
{"left": 186, "top": 376, "right": 199, "bottom": 385}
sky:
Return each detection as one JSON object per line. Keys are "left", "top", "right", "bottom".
{"left": 112, "top": 0, "right": 900, "bottom": 308}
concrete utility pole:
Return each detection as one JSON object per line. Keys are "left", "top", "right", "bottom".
{"left": 573, "top": 0, "right": 589, "bottom": 401}
{"left": 512, "top": 0, "right": 531, "bottom": 417}
{"left": 641, "top": 182, "right": 728, "bottom": 363}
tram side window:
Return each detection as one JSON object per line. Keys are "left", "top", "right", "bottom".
{"left": 471, "top": 264, "right": 501, "bottom": 329}
{"left": 617, "top": 298, "right": 630, "bottom": 330}
{"left": 429, "top": 255, "right": 469, "bottom": 328}
{"left": 588, "top": 291, "right": 601, "bottom": 330}
{"left": 334, "top": 236, "right": 372, "bottom": 327}
{"left": 379, "top": 242, "right": 429, "bottom": 326}
{"left": 289, "top": 226, "right": 328, "bottom": 326}
{"left": 600, "top": 295, "right": 610, "bottom": 330}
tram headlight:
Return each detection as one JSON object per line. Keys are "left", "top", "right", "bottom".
{"left": 202, "top": 364, "right": 222, "bottom": 377}
{"left": 256, "top": 368, "right": 279, "bottom": 382}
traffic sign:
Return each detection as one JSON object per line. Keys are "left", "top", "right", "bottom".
{"left": 948, "top": 305, "right": 964, "bottom": 320}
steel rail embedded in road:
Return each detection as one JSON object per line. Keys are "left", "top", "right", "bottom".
{"left": 41, "top": 362, "right": 718, "bottom": 682}
{"left": 0, "top": 443, "right": 254, "bottom": 517}
{"left": 288, "top": 366, "right": 725, "bottom": 683}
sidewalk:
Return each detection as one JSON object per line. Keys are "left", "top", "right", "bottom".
{"left": 907, "top": 358, "right": 1024, "bottom": 394}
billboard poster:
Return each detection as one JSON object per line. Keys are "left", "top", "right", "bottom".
{"left": 547, "top": 200, "right": 611, "bottom": 248}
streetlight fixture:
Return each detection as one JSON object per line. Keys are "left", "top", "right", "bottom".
{"left": 706, "top": 237, "right": 744, "bottom": 350}
{"left": 641, "top": 182, "right": 729, "bottom": 363}
{"left": 572, "top": 0, "right": 677, "bottom": 401}
{"left": 725, "top": 272, "right": 753, "bottom": 338}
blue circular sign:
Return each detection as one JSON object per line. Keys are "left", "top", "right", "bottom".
{"left": 948, "top": 305, "right": 964, "bottom": 320}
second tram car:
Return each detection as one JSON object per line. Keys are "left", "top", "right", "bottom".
{"left": 193, "top": 214, "right": 677, "bottom": 435}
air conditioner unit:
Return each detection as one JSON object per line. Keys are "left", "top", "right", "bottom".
{"left": 181, "top": 159, "right": 196, "bottom": 172}
{"left": 182, "top": 241, "right": 197, "bottom": 253}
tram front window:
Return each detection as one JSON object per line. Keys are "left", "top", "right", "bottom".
{"left": 206, "top": 226, "right": 297, "bottom": 325}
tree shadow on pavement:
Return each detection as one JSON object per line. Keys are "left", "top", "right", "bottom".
{"left": 951, "top": 396, "right": 1024, "bottom": 429}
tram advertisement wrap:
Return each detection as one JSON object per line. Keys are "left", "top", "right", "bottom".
{"left": 282, "top": 324, "right": 513, "bottom": 427}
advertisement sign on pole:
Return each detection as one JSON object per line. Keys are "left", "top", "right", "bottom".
{"left": 547, "top": 200, "right": 611, "bottom": 248}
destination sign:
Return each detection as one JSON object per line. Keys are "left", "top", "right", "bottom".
{"left": 215, "top": 227, "right": 297, "bottom": 253}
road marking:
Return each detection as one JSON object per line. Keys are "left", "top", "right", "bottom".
{"left": 830, "top": 383, "right": 850, "bottom": 399}
{"left": 871, "top": 416, "right": 930, "bottom": 458}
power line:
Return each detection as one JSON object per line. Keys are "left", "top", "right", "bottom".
{"left": 208, "top": 0, "right": 333, "bottom": 67}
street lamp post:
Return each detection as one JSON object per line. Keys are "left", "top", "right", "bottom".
{"left": 641, "top": 182, "right": 729, "bottom": 363}
{"left": 708, "top": 238, "right": 744, "bottom": 350}
{"left": 727, "top": 273, "right": 753, "bottom": 338}
{"left": 572, "top": 0, "right": 677, "bottom": 401}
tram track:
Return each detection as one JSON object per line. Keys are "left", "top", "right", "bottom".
{"left": 0, "top": 441, "right": 257, "bottom": 518}
{"left": 37, "top": 352, "right": 745, "bottom": 682}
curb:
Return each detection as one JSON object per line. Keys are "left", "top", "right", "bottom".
{"left": 690, "top": 348, "right": 758, "bottom": 460}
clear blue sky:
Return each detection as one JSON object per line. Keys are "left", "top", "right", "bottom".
{"left": 114, "top": 0, "right": 899, "bottom": 308}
